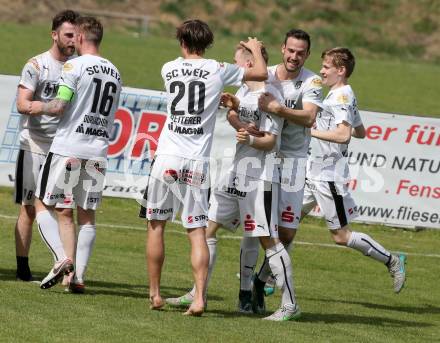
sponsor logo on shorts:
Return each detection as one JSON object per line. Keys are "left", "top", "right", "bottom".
{"left": 163, "top": 169, "right": 206, "bottom": 186}
{"left": 281, "top": 206, "right": 295, "bottom": 223}
{"left": 348, "top": 207, "right": 357, "bottom": 215}
{"left": 163, "top": 169, "right": 178, "bottom": 183}
{"left": 244, "top": 214, "right": 255, "bottom": 231}
{"left": 148, "top": 208, "right": 173, "bottom": 215}
{"left": 46, "top": 192, "right": 66, "bottom": 200}
{"left": 88, "top": 197, "right": 100, "bottom": 203}
{"left": 231, "top": 219, "right": 239, "bottom": 226}
{"left": 187, "top": 215, "right": 207, "bottom": 224}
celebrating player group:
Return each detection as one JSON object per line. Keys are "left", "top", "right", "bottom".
{"left": 13, "top": 11, "right": 406, "bottom": 322}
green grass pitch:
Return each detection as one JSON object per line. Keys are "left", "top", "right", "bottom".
{"left": 1, "top": 23, "right": 439, "bottom": 342}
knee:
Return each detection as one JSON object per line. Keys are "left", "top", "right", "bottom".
{"left": 56, "top": 208, "right": 75, "bottom": 224}
{"left": 331, "top": 229, "right": 350, "bottom": 246}
{"left": 278, "top": 227, "right": 296, "bottom": 246}
{"left": 22, "top": 205, "right": 36, "bottom": 221}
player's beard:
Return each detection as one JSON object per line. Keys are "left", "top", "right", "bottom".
{"left": 283, "top": 58, "right": 301, "bottom": 73}
{"left": 57, "top": 41, "right": 75, "bottom": 57}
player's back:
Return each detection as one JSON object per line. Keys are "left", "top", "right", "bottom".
{"left": 157, "top": 57, "right": 243, "bottom": 160}
{"left": 50, "top": 54, "right": 122, "bottom": 160}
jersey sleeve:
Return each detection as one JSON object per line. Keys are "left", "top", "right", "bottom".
{"left": 352, "top": 109, "right": 363, "bottom": 127}
{"left": 259, "top": 112, "right": 283, "bottom": 136}
{"left": 19, "top": 58, "right": 40, "bottom": 92}
{"left": 259, "top": 85, "right": 284, "bottom": 135}
{"left": 58, "top": 61, "right": 79, "bottom": 94}
{"left": 332, "top": 93, "right": 354, "bottom": 126}
{"left": 303, "top": 76, "right": 323, "bottom": 107}
{"left": 219, "top": 62, "right": 245, "bottom": 87}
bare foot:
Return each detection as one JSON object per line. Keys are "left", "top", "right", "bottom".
{"left": 183, "top": 302, "right": 205, "bottom": 316}
{"left": 149, "top": 295, "right": 165, "bottom": 310}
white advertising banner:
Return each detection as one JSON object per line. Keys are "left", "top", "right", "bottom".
{"left": 0, "top": 74, "right": 438, "bottom": 229}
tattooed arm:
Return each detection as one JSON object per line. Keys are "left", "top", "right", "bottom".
{"left": 28, "top": 99, "right": 68, "bottom": 117}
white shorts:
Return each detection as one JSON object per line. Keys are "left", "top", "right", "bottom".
{"left": 15, "top": 149, "right": 74, "bottom": 208}
{"left": 139, "top": 155, "right": 210, "bottom": 229}
{"left": 278, "top": 157, "right": 307, "bottom": 229}
{"left": 36, "top": 153, "right": 105, "bottom": 210}
{"left": 302, "top": 179, "right": 359, "bottom": 230}
{"left": 208, "top": 172, "right": 279, "bottom": 238}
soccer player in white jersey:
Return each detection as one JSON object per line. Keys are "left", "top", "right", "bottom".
{"left": 167, "top": 45, "right": 300, "bottom": 321}
{"left": 139, "top": 19, "right": 267, "bottom": 316}
{"left": 302, "top": 47, "right": 406, "bottom": 293}
{"left": 234, "top": 29, "right": 323, "bottom": 309}
{"left": 14, "top": 10, "right": 79, "bottom": 281}
{"left": 29, "top": 16, "right": 122, "bottom": 292}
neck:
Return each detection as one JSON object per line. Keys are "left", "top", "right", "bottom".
{"left": 49, "top": 45, "right": 69, "bottom": 62}
{"left": 246, "top": 80, "right": 265, "bottom": 91}
{"left": 276, "top": 64, "right": 301, "bottom": 81}
{"left": 330, "top": 79, "right": 347, "bottom": 91}
{"left": 182, "top": 52, "right": 203, "bottom": 59}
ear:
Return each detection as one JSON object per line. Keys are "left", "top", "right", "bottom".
{"left": 281, "top": 44, "right": 286, "bottom": 54}
{"left": 337, "top": 66, "right": 346, "bottom": 77}
{"left": 51, "top": 30, "right": 57, "bottom": 41}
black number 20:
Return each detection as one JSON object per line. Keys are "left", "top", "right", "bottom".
{"left": 170, "top": 80, "right": 205, "bottom": 115}
{"left": 91, "top": 78, "right": 117, "bottom": 116}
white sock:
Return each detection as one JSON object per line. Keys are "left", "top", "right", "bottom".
{"left": 75, "top": 224, "right": 96, "bottom": 283}
{"left": 239, "top": 237, "right": 259, "bottom": 291}
{"left": 189, "top": 237, "right": 217, "bottom": 297}
{"left": 256, "top": 240, "right": 293, "bottom": 284}
{"left": 266, "top": 243, "right": 296, "bottom": 307}
{"left": 36, "top": 210, "right": 66, "bottom": 262}
{"left": 347, "top": 231, "right": 391, "bottom": 264}
{"left": 206, "top": 237, "right": 218, "bottom": 287}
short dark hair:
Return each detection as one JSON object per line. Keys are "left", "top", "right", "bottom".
{"left": 77, "top": 16, "right": 104, "bottom": 45}
{"left": 284, "top": 29, "right": 311, "bottom": 52}
{"left": 235, "top": 44, "right": 269, "bottom": 65}
{"left": 52, "top": 10, "right": 79, "bottom": 31}
{"left": 321, "top": 47, "right": 356, "bottom": 78}
{"left": 176, "top": 19, "right": 214, "bottom": 55}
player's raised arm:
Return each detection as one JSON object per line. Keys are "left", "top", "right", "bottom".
{"left": 240, "top": 38, "right": 268, "bottom": 82}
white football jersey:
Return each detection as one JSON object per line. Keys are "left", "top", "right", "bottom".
{"left": 18, "top": 51, "right": 64, "bottom": 154}
{"left": 267, "top": 65, "right": 323, "bottom": 158}
{"left": 156, "top": 57, "right": 244, "bottom": 159}
{"left": 307, "top": 85, "right": 360, "bottom": 182}
{"left": 50, "top": 54, "right": 122, "bottom": 159}
{"left": 231, "top": 83, "right": 284, "bottom": 182}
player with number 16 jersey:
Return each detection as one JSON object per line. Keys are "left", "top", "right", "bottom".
{"left": 50, "top": 56, "right": 121, "bottom": 160}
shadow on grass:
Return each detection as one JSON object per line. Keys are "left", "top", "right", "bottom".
{"left": 0, "top": 268, "right": 224, "bottom": 300}
{"left": 299, "top": 312, "right": 433, "bottom": 327}
{"left": 304, "top": 296, "right": 440, "bottom": 315}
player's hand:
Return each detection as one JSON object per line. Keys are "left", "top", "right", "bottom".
{"left": 28, "top": 101, "right": 44, "bottom": 116}
{"left": 220, "top": 92, "right": 240, "bottom": 111}
{"left": 236, "top": 128, "right": 250, "bottom": 144}
{"left": 246, "top": 122, "right": 264, "bottom": 137}
{"left": 258, "top": 92, "right": 282, "bottom": 115}
{"left": 240, "top": 37, "right": 263, "bottom": 52}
